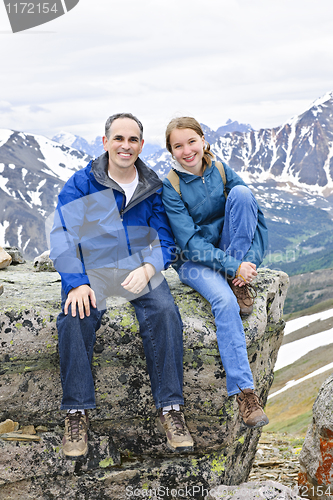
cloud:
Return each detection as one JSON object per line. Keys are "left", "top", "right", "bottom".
{"left": 29, "top": 104, "right": 50, "bottom": 113}
{"left": 0, "top": 101, "right": 14, "bottom": 113}
{"left": 0, "top": 0, "right": 333, "bottom": 142}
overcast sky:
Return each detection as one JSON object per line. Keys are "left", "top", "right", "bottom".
{"left": 0, "top": 0, "right": 333, "bottom": 145}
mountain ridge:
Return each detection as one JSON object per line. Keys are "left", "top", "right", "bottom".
{"left": 0, "top": 130, "right": 91, "bottom": 257}
{"left": 145, "top": 90, "right": 333, "bottom": 199}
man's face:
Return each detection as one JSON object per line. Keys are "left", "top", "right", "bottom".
{"left": 103, "top": 117, "right": 144, "bottom": 174}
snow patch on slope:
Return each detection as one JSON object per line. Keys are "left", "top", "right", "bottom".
{"left": 275, "top": 328, "right": 333, "bottom": 371}
{"left": 0, "top": 129, "right": 14, "bottom": 148}
{"left": 268, "top": 362, "right": 333, "bottom": 399}
{"left": 284, "top": 308, "right": 333, "bottom": 335}
{"left": 36, "top": 135, "right": 83, "bottom": 181}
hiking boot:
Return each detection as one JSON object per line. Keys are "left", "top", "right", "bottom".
{"left": 62, "top": 411, "right": 89, "bottom": 458}
{"left": 229, "top": 281, "right": 257, "bottom": 317}
{"left": 236, "top": 388, "right": 269, "bottom": 428}
{"left": 157, "top": 409, "right": 194, "bottom": 452}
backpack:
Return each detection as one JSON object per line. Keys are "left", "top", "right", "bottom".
{"left": 167, "top": 161, "right": 228, "bottom": 199}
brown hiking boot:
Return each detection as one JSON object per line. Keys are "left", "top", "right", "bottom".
{"left": 236, "top": 388, "right": 269, "bottom": 428}
{"left": 157, "top": 409, "right": 194, "bottom": 452}
{"left": 62, "top": 411, "right": 89, "bottom": 458}
{"left": 228, "top": 281, "right": 257, "bottom": 317}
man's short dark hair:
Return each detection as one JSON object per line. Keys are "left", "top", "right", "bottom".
{"left": 105, "top": 113, "right": 143, "bottom": 141}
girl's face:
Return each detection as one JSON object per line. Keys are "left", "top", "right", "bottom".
{"left": 169, "top": 128, "right": 205, "bottom": 176}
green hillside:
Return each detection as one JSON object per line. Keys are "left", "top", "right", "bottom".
{"left": 261, "top": 201, "right": 333, "bottom": 280}
{"left": 265, "top": 304, "right": 333, "bottom": 436}
{"left": 282, "top": 267, "right": 333, "bottom": 315}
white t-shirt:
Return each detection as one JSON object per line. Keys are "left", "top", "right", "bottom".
{"left": 108, "top": 168, "right": 139, "bottom": 206}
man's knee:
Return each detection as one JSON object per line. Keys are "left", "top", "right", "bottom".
{"left": 57, "top": 304, "right": 103, "bottom": 334}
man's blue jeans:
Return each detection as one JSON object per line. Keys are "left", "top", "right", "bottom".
{"left": 57, "top": 274, "right": 184, "bottom": 410}
{"left": 178, "top": 185, "right": 257, "bottom": 396}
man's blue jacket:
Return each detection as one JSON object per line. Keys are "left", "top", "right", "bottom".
{"left": 50, "top": 153, "right": 176, "bottom": 295}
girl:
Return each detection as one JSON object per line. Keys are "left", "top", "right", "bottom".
{"left": 162, "top": 117, "right": 269, "bottom": 429}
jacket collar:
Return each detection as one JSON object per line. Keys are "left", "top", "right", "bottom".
{"left": 91, "top": 152, "right": 162, "bottom": 211}
{"left": 172, "top": 159, "right": 216, "bottom": 182}
{"left": 172, "top": 159, "right": 196, "bottom": 175}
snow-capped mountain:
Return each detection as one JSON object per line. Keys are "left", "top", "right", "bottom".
{"left": 0, "top": 130, "right": 91, "bottom": 258}
{"left": 216, "top": 119, "right": 252, "bottom": 136}
{"left": 52, "top": 132, "right": 104, "bottom": 159}
{"left": 147, "top": 92, "right": 333, "bottom": 201}
{"left": 210, "top": 91, "right": 333, "bottom": 198}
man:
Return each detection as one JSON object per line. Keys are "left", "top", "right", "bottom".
{"left": 50, "top": 113, "right": 193, "bottom": 458}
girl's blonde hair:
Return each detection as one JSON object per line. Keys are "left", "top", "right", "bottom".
{"left": 165, "top": 117, "right": 214, "bottom": 168}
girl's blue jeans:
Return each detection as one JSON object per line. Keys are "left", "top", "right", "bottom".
{"left": 178, "top": 185, "right": 258, "bottom": 396}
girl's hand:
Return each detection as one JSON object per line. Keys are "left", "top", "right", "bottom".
{"left": 232, "top": 262, "right": 257, "bottom": 287}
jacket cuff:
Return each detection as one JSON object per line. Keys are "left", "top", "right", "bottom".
{"left": 143, "top": 256, "right": 164, "bottom": 274}
{"left": 220, "top": 255, "right": 242, "bottom": 278}
{"left": 61, "top": 274, "right": 90, "bottom": 295}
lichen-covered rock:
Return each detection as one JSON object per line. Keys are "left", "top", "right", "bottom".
{"left": 0, "top": 263, "right": 288, "bottom": 499}
{"left": 298, "top": 374, "right": 333, "bottom": 500}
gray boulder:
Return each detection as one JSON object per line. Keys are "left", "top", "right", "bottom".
{"left": 299, "top": 373, "right": 333, "bottom": 500}
{"left": 3, "top": 246, "right": 25, "bottom": 264}
{"left": 0, "top": 263, "right": 288, "bottom": 499}
{"left": 33, "top": 249, "right": 56, "bottom": 272}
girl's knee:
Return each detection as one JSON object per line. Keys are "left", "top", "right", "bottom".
{"left": 212, "top": 290, "right": 238, "bottom": 313}
{"left": 229, "top": 185, "right": 253, "bottom": 200}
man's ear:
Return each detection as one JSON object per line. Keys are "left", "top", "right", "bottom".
{"left": 102, "top": 136, "right": 108, "bottom": 151}
{"left": 139, "top": 139, "right": 144, "bottom": 154}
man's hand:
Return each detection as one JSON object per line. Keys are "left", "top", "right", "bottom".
{"left": 64, "top": 284, "right": 97, "bottom": 319}
{"left": 121, "top": 263, "right": 156, "bottom": 294}
{"left": 232, "top": 262, "right": 257, "bottom": 287}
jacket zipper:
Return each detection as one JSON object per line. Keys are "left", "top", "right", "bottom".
{"left": 120, "top": 195, "right": 126, "bottom": 221}
{"left": 201, "top": 174, "right": 213, "bottom": 215}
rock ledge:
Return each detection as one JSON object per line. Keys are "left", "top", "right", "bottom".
{"left": 0, "top": 264, "right": 288, "bottom": 499}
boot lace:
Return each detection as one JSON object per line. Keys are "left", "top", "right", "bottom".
{"left": 67, "top": 412, "right": 85, "bottom": 442}
{"left": 234, "top": 284, "right": 257, "bottom": 306}
{"left": 238, "top": 388, "right": 263, "bottom": 417}
{"left": 166, "top": 410, "right": 187, "bottom": 436}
